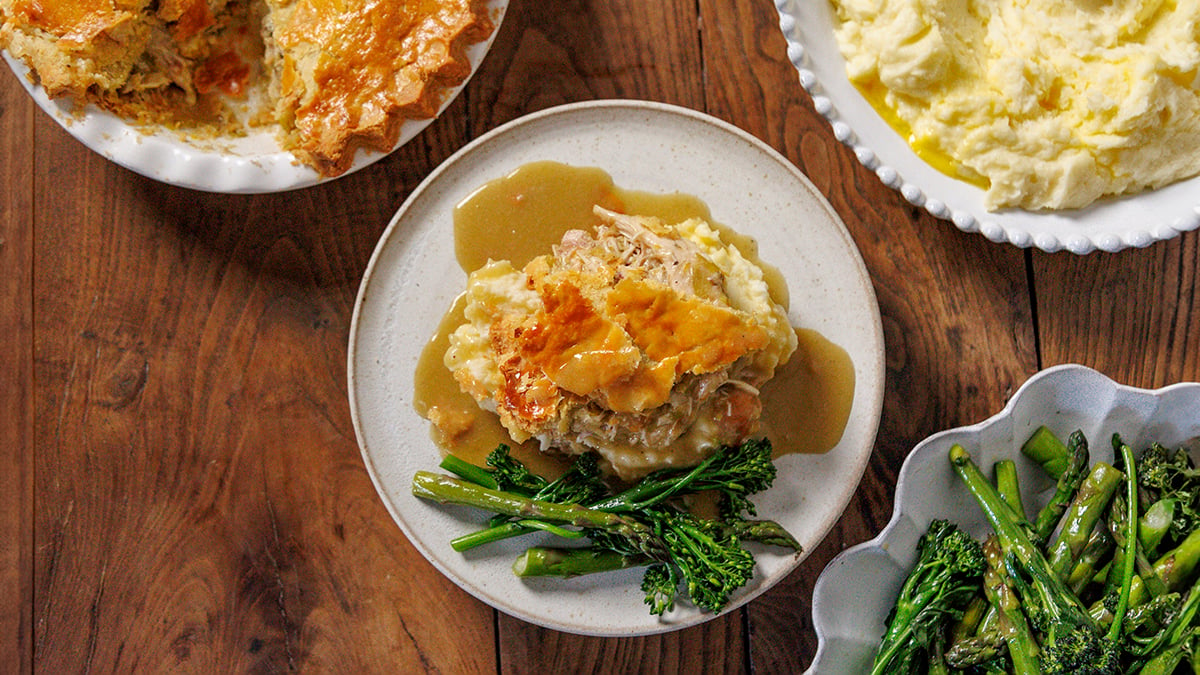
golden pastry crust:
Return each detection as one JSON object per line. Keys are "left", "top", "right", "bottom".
{"left": 0, "top": 0, "right": 494, "bottom": 175}
{"left": 266, "top": 0, "right": 493, "bottom": 176}
{"left": 444, "top": 208, "right": 796, "bottom": 480}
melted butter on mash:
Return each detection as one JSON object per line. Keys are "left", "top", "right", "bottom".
{"left": 831, "top": 0, "right": 1200, "bottom": 210}
{"left": 442, "top": 206, "right": 796, "bottom": 480}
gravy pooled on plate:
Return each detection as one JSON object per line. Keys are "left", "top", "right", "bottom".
{"left": 414, "top": 161, "right": 854, "bottom": 479}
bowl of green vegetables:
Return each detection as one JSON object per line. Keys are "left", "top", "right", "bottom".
{"left": 807, "top": 364, "right": 1200, "bottom": 674}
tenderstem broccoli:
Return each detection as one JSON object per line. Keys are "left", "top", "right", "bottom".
{"left": 950, "top": 444, "right": 1121, "bottom": 674}
{"left": 450, "top": 440, "right": 777, "bottom": 551}
{"left": 412, "top": 471, "right": 755, "bottom": 612}
{"left": 1138, "top": 443, "right": 1200, "bottom": 549}
{"left": 870, "top": 518, "right": 986, "bottom": 675}
{"left": 1131, "top": 575, "right": 1200, "bottom": 674}
{"left": 412, "top": 439, "right": 799, "bottom": 615}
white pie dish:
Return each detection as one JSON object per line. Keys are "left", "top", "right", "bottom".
{"left": 773, "top": 0, "right": 1200, "bottom": 254}
{"left": 0, "top": 0, "right": 506, "bottom": 194}
{"left": 347, "top": 99, "right": 886, "bottom": 635}
{"left": 806, "top": 364, "right": 1200, "bottom": 673}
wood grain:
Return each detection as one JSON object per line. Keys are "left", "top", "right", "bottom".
{"left": 0, "top": 65, "right": 34, "bottom": 675}
{"left": 26, "top": 86, "right": 496, "bottom": 673}
{"left": 5, "top": 0, "right": 1200, "bottom": 671}
{"left": 1033, "top": 240, "right": 1200, "bottom": 384}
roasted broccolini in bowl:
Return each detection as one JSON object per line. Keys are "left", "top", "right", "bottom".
{"left": 808, "top": 364, "right": 1200, "bottom": 674}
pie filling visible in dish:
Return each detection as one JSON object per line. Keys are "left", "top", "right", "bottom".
{"left": 0, "top": 0, "right": 494, "bottom": 176}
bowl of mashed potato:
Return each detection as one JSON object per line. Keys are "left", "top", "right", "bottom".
{"left": 774, "top": 0, "right": 1200, "bottom": 253}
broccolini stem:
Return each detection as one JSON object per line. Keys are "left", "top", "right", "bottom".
{"left": 451, "top": 521, "right": 531, "bottom": 552}
{"left": 512, "top": 547, "right": 647, "bottom": 578}
{"left": 411, "top": 471, "right": 668, "bottom": 559}
{"left": 1132, "top": 575, "right": 1200, "bottom": 674}
{"left": 1108, "top": 438, "right": 1139, "bottom": 640}
{"left": 589, "top": 449, "right": 725, "bottom": 512}
{"left": 439, "top": 454, "right": 498, "bottom": 489}
{"left": 949, "top": 444, "right": 1090, "bottom": 616}
{"left": 951, "top": 446, "right": 1047, "bottom": 571}
{"left": 1089, "top": 525, "right": 1200, "bottom": 623}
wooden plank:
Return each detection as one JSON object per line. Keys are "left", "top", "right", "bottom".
{"left": 0, "top": 63, "right": 35, "bottom": 675}
{"left": 498, "top": 619, "right": 745, "bottom": 674}
{"left": 1033, "top": 238, "right": 1200, "bottom": 385}
{"left": 698, "top": 0, "right": 1040, "bottom": 669}
{"left": 468, "top": 0, "right": 704, "bottom": 117}
{"left": 29, "top": 85, "right": 495, "bottom": 673}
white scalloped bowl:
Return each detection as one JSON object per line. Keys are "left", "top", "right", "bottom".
{"left": 1, "top": 0, "right": 505, "bottom": 193}
{"left": 774, "top": 0, "right": 1200, "bottom": 254}
{"left": 806, "top": 364, "right": 1200, "bottom": 673}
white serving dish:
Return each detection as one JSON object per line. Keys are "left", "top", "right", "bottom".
{"left": 774, "top": 0, "right": 1200, "bottom": 254}
{"left": 1, "top": 0, "right": 506, "bottom": 193}
{"left": 348, "top": 99, "right": 886, "bottom": 636}
{"left": 807, "top": 364, "right": 1200, "bottom": 673}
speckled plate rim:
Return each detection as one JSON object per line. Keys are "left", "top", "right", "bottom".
{"left": 1, "top": 0, "right": 506, "bottom": 194}
{"left": 806, "top": 364, "right": 1200, "bottom": 672}
{"left": 774, "top": 0, "right": 1200, "bottom": 254}
{"left": 347, "top": 99, "right": 886, "bottom": 636}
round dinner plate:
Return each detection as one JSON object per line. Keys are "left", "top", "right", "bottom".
{"left": 347, "top": 99, "right": 885, "bottom": 635}
{"left": 774, "top": 0, "right": 1200, "bottom": 254}
{"left": 1, "top": 0, "right": 506, "bottom": 194}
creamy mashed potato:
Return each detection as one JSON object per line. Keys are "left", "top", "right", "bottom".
{"left": 831, "top": 0, "right": 1200, "bottom": 210}
{"left": 443, "top": 206, "right": 796, "bottom": 480}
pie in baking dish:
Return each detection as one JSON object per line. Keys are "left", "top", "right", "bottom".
{"left": 0, "top": 0, "right": 494, "bottom": 176}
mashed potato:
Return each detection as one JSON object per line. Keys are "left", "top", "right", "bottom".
{"left": 443, "top": 206, "right": 797, "bottom": 480}
{"left": 831, "top": 0, "right": 1200, "bottom": 210}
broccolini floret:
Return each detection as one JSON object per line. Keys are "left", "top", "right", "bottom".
{"left": 414, "top": 439, "right": 799, "bottom": 615}
{"left": 1138, "top": 443, "right": 1200, "bottom": 548}
{"left": 950, "top": 444, "right": 1121, "bottom": 675}
{"left": 870, "top": 518, "right": 986, "bottom": 675}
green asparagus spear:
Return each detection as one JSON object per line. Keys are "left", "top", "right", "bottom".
{"left": 1045, "top": 461, "right": 1124, "bottom": 579}
{"left": 1022, "top": 425, "right": 1071, "bottom": 479}
{"left": 980, "top": 535, "right": 1040, "bottom": 674}
{"left": 1033, "top": 431, "right": 1092, "bottom": 543}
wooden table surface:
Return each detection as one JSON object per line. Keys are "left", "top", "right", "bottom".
{"left": 3, "top": 0, "right": 1199, "bottom": 672}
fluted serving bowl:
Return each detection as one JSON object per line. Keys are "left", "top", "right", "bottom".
{"left": 807, "top": 364, "right": 1200, "bottom": 673}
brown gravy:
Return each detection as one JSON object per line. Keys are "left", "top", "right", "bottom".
{"left": 414, "top": 161, "right": 854, "bottom": 473}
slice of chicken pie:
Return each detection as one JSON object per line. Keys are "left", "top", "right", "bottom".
{"left": 0, "top": 0, "right": 494, "bottom": 175}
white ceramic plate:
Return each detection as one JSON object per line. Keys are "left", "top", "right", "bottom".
{"left": 774, "top": 0, "right": 1200, "bottom": 254}
{"left": 1, "top": 0, "right": 506, "bottom": 194}
{"left": 348, "top": 100, "right": 886, "bottom": 635}
{"left": 807, "top": 364, "right": 1200, "bottom": 673}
